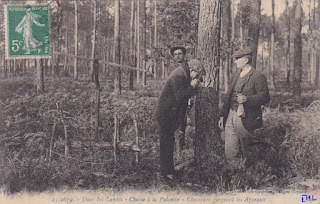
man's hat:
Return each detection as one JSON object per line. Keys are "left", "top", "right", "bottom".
{"left": 233, "top": 47, "right": 253, "bottom": 59}
{"left": 188, "top": 59, "right": 206, "bottom": 75}
{"left": 170, "top": 46, "right": 186, "bottom": 57}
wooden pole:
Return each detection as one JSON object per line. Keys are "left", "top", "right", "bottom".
{"left": 134, "top": 119, "right": 139, "bottom": 163}
{"left": 113, "top": 115, "right": 119, "bottom": 162}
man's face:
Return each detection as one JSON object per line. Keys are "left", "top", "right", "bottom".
{"left": 190, "top": 69, "right": 199, "bottom": 79}
{"left": 235, "top": 56, "right": 248, "bottom": 69}
{"left": 173, "top": 49, "right": 185, "bottom": 63}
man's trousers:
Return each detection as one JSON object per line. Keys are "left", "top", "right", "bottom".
{"left": 225, "top": 109, "right": 253, "bottom": 166}
{"left": 158, "top": 123, "right": 176, "bottom": 176}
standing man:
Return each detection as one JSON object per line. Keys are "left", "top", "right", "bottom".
{"left": 218, "top": 47, "right": 270, "bottom": 169}
{"left": 154, "top": 46, "right": 202, "bottom": 181}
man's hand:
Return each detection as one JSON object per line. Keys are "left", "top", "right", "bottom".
{"left": 237, "top": 94, "right": 247, "bottom": 104}
{"left": 190, "top": 79, "right": 200, "bottom": 88}
{"left": 218, "top": 117, "right": 224, "bottom": 130}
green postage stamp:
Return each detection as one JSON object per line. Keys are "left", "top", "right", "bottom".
{"left": 5, "top": 4, "right": 50, "bottom": 59}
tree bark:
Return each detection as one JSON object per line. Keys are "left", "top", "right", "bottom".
{"left": 292, "top": 0, "right": 302, "bottom": 97}
{"left": 114, "top": 0, "right": 121, "bottom": 95}
{"left": 222, "top": 0, "right": 231, "bottom": 93}
{"left": 195, "top": 0, "right": 222, "bottom": 171}
{"left": 247, "top": 0, "right": 261, "bottom": 68}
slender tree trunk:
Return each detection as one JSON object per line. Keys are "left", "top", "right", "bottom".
{"left": 114, "top": 0, "right": 121, "bottom": 95}
{"left": 315, "top": 55, "right": 319, "bottom": 88}
{"left": 230, "top": 0, "right": 235, "bottom": 74}
{"left": 142, "top": 0, "right": 147, "bottom": 86}
{"left": 129, "top": 0, "right": 135, "bottom": 91}
{"left": 63, "top": 31, "right": 68, "bottom": 76}
{"left": 36, "top": 58, "right": 44, "bottom": 93}
{"left": 195, "top": 0, "right": 222, "bottom": 173}
{"left": 136, "top": 0, "right": 140, "bottom": 83}
{"left": 3, "top": 58, "right": 7, "bottom": 78}
{"left": 285, "top": 0, "right": 291, "bottom": 86}
{"left": 240, "top": 11, "right": 243, "bottom": 49}
{"left": 154, "top": 0, "right": 157, "bottom": 48}
{"left": 293, "top": 0, "right": 302, "bottom": 97}
{"left": 74, "top": 0, "right": 78, "bottom": 80}
{"left": 94, "top": 59, "right": 100, "bottom": 141}
{"left": 270, "top": 0, "right": 276, "bottom": 89}
{"left": 91, "top": 0, "right": 97, "bottom": 82}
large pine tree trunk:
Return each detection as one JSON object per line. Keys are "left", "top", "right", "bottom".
{"left": 270, "top": 0, "right": 276, "bottom": 89}
{"left": 247, "top": 0, "right": 261, "bottom": 68}
{"left": 293, "top": 0, "right": 302, "bottom": 97}
{"left": 114, "top": 0, "right": 121, "bottom": 95}
{"left": 195, "top": 0, "right": 222, "bottom": 170}
{"left": 222, "top": 0, "right": 231, "bottom": 93}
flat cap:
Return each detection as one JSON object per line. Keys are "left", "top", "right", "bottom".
{"left": 188, "top": 59, "right": 206, "bottom": 75}
{"left": 233, "top": 47, "right": 253, "bottom": 58}
{"left": 170, "top": 46, "right": 186, "bottom": 57}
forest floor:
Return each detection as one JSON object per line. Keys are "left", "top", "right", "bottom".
{"left": 0, "top": 73, "right": 320, "bottom": 195}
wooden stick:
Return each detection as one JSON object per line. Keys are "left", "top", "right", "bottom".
{"left": 64, "top": 124, "right": 69, "bottom": 156}
{"left": 113, "top": 115, "right": 119, "bottom": 162}
{"left": 133, "top": 119, "right": 139, "bottom": 163}
{"left": 52, "top": 51, "right": 148, "bottom": 73}
{"left": 49, "top": 122, "right": 56, "bottom": 163}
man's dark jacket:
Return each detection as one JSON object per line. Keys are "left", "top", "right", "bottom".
{"left": 219, "top": 68, "right": 270, "bottom": 132}
{"left": 154, "top": 62, "right": 196, "bottom": 130}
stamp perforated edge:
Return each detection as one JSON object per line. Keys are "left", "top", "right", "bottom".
{"left": 4, "top": 3, "right": 52, "bottom": 60}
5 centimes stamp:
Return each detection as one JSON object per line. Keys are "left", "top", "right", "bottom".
{"left": 5, "top": 4, "right": 50, "bottom": 59}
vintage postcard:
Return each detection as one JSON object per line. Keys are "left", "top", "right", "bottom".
{"left": 0, "top": 0, "right": 319, "bottom": 204}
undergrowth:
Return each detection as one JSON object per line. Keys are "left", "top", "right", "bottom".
{"left": 0, "top": 76, "right": 319, "bottom": 194}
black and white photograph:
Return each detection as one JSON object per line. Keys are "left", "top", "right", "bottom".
{"left": 0, "top": 0, "right": 320, "bottom": 203}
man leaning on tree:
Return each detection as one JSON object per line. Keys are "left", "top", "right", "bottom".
{"left": 154, "top": 46, "right": 202, "bottom": 182}
{"left": 218, "top": 46, "right": 270, "bottom": 169}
